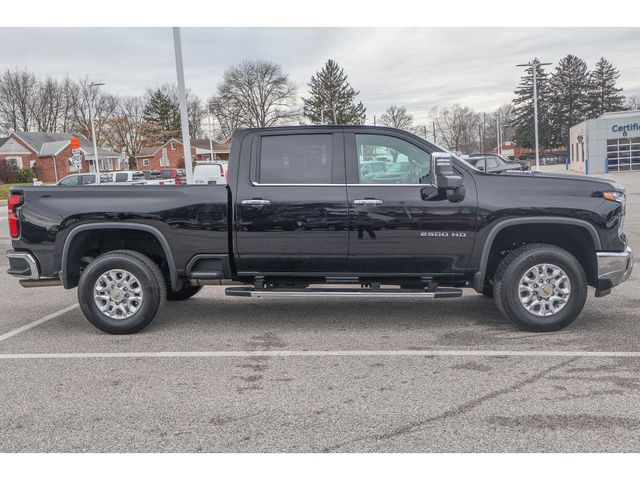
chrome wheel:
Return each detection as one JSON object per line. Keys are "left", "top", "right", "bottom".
{"left": 518, "top": 263, "right": 571, "bottom": 317}
{"left": 93, "top": 269, "right": 144, "bottom": 320}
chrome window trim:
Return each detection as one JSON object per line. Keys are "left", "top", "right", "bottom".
{"left": 250, "top": 182, "right": 433, "bottom": 187}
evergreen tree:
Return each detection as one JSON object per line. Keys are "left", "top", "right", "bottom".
{"left": 302, "top": 59, "right": 366, "bottom": 125}
{"left": 548, "top": 54, "right": 591, "bottom": 148}
{"left": 512, "top": 59, "right": 553, "bottom": 149}
{"left": 588, "top": 57, "right": 625, "bottom": 117}
{"left": 143, "top": 87, "right": 180, "bottom": 142}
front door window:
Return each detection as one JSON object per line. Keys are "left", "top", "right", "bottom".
{"left": 356, "top": 134, "right": 431, "bottom": 184}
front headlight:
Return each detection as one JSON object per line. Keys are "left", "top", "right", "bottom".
{"left": 602, "top": 191, "right": 627, "bottom": 236}
{"left": 603, "top": 191, "right": 626, "bottom": 203}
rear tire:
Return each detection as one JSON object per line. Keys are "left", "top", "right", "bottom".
{"left": 493, "top": 244, "right": 587, "bottom": 331}
{"left": 167, "top": 284, "right": 203, "bottom": 301}
{"left": 78, "top": 250, "right": 165, "bottom": 334}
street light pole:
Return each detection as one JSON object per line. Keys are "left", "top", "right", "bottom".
{"left": 517, "top": 58, "right": 551, "bottom": 171}
{"left": 207, "top": 102, "right": 215, "bottom": 162}
{"left": 173, "top": 27, "right": 194, "bottom": 184}
{"left": 88, "top": 82, "right": 104, "bottom": 175}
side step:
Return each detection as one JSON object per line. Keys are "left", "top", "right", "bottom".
{"left": 225, "top": 287, "right": 462, "bottom": 298}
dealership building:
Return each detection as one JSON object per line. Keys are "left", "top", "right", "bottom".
{"left": 569, "top": 110, "right": 640, "bottom": 174}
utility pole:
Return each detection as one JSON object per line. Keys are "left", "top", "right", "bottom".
{"left": 88, "top": 82, "right": 104, "bottom": 175}
{"left": 482, "top": 112, "right": 486, "bottom": 152}
{"left": 496, "top": 116, "right": 501, "bottom": 154}
{"left": 517, "top": 58, "right": 551, "bottom": 171}
{"left": 432, "top": 120, "right": 436, "bottom": 143}
{"left": 173, "top": 27, "right": 193, "bottom": 184}
{"left": 207, "top": 102, "right": 215, "bottom": 162}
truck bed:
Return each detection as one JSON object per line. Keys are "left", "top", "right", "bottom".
{"left": 11, "top": 184, "right": 230, "bottom": 281}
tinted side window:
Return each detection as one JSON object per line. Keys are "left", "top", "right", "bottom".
{"left": 259, "top": 135, "right": 332, "bottom": 184}
{"left": 356, "top": 134, "right": 430, "bottom": 184}
{"left": 115, "top": 173, "right": 128, "bottom": 182}
{"left": 487, "top": 158, "right": 499, "bottom": 168}
{"left": 81, "top": 175, "right": 96, "bottom": 185}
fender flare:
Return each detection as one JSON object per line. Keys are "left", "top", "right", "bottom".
{"left": 472, "top": 216, "right": 601, "bottom": 292}
{"left": 60, "top": 222, "right": 179, "bottom": 290}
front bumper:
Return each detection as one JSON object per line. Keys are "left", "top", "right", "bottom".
{"left": 596, "top": 246, "right": 633, "bottom": 291}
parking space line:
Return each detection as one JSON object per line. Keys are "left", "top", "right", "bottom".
{"left": 0, "top": 303, "right": 78, "bottom": 344}
{"left": 0, "top": 349, "right": 639, "bottom": 360}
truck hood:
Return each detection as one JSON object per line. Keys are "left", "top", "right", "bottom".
{"left": 497, "top": 170, "right": 625, "bottom": 192}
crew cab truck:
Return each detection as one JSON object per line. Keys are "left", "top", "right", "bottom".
{"left": 6, "top": 126, "right": 633, "bottom": 334}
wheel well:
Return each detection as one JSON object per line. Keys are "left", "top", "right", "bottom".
{"left": 484, "top": 223, "right": 598, "bottom": 286}
{"left": 64, "top": 228, "right": 172, "bottom": 289}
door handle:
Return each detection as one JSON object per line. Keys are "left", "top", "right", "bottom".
{"left": 241, "top": 199, "right": 271, "bottom": 206}
{"left": 353, "top": 199, "right": 383, "bottom": 206}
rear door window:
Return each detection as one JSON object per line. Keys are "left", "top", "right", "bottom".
{"left": 258, "top": 134, "right": 333, "bottom": 184}
{"left": 114, "top": 173, "right": 128, "bottom": 182}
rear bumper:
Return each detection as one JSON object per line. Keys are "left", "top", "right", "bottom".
{"left": 596, "top": 246, "right": 633, "bottom": 290}
{"left": 6, "top": 250, "right": 40, "bottom": 280}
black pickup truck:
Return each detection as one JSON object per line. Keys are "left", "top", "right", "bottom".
{"left": 6, "top": 126, "right": 633, "bottom": 334}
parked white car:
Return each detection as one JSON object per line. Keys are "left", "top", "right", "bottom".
{"left": 107, "top": 171, "right": 149, "bottom": 185}
{"left": 193, "top": 163, "right": 227, "bottom": 185}
{"left": 56, "top": 173, "right": 109, "bottom": 186}
{"left": 56, "top": 171, "right": 150, "bottom": 186}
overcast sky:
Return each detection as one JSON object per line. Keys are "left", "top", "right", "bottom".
{"left": 1, "top": 27, "right": 638, "bottom": 125}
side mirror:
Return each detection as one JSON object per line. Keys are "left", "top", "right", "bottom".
{"left": 430, "top": 152, "right": 465, "bottom": 202}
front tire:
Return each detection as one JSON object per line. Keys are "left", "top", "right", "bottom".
{"left": 493, "top": 244, "right": 587, "bottom": 331}
{"left": 78, "top": 250, "right": 165, "bottom": 334}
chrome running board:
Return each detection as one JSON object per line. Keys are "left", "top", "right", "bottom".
{"left": 225, "top": 287, "right": 462, "bottom": 298}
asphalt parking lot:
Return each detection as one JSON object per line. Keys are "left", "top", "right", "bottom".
{"left": 1, "top": 166, "right": 639, "bottom": 453}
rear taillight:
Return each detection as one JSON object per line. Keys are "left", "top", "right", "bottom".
{"left": 8, "top": 193, "right": 23, "bottom": 238}
{"left": 221, "top": 169, "right": 225, "bottom": 177}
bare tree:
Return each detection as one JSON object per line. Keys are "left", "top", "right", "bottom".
{"left": 31, "top": 77, "right": 65, "bottom": 132}
{"left": 207, "top": 95, "right": 245, "bottom": 141}
{"left": 431, "top": 104, "right": 480, "bottom": 154}
{"left": 186, "top": 94, "right": 204, "bottom": 139}
{"left": 0, "top": 69, "right": 38, "bottom": 131}
{"left": 71, "top": 78, "right": 118, "bottom": 143}
{"left": 379, "top": 105, "right": 414, "bottom": 130}
{"left": 625, "top": 94, "right": 640, "bottom": 111}
{"left": 59, "top": 76, "right": 80, "bottom": 132}
{"left": 103, "top": 96, "right": 153, "bottom": 167}
{"left": 214, "top": 60, "right": 298, "bottom": 129}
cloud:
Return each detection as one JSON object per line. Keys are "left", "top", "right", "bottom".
{"left": 0, "top": 27, "right": 637, "bottom": 126}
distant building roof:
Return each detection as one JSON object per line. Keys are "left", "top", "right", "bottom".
{"left": 11, "top": 132, "right": 119, "bottom": 159}
{"left": 191, "top": 138, "right": 232, "bottom": 151}
{"left": 598, "top": 110, "right": 640, "bottom": 120}
{"left": 136, "top": 138, "right": 232, "bottom": 158}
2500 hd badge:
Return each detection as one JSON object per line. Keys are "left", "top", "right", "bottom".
{"left": 421, "top": 231, "right": 468, "bottom": 238}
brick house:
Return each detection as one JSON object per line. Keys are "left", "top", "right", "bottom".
{"left": 0, "top": 132, "right": 120, "bottom": 183}
{"left": 190, "top": 138, "right": 232, "bottom": 162}
{"left": 135, "top": 138, "right": 231, "bottom": 170}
